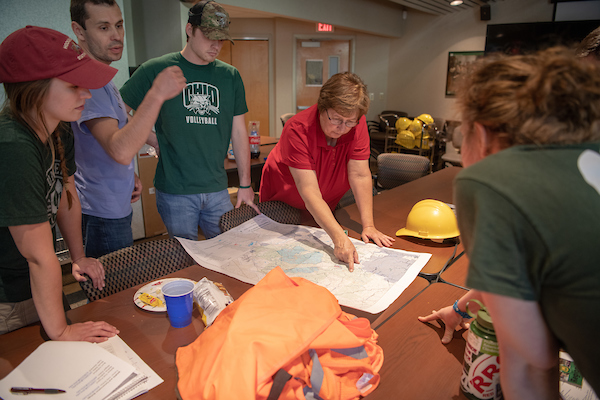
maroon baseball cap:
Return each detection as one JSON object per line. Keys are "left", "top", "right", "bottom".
{"left": 0, "top": 26, "right": 117, "bottom": 89}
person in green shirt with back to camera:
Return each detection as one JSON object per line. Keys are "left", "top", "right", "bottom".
{"left": 418, "top": 47, "right": 600, "bottom": 398}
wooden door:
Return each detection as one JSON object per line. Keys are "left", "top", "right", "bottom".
{"left": 219, "top": 40, "right": 269, "bottom": 136}
{"left": 219, "top": 41, "right": 232, "bottom": 64}
{"left": 296, "top": 39, "right": 350, "bottom": 112}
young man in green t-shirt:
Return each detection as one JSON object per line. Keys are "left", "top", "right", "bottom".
{"left": 120, "top": 1, "right": 258, "bottom": 240}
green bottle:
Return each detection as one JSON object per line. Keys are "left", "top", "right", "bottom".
{"left": 460, "top": 299, "right": 503, "bottom": 400}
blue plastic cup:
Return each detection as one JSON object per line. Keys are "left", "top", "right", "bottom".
{"left": 162, "top": 280, "right": 195, "bottom": 328}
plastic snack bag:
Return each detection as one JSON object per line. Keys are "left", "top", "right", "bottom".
{"left": 192, "top": 278, "right": 234, "bottom": 327}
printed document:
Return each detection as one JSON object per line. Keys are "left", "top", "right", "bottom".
{"left": 559, "top": 351, "right": 599, "bottom": 400}
{"left": 97, "top": 335, "right": 163, "bottom": 399}
{"left": 0, "top": 337, "right": 162, "bottom": 400}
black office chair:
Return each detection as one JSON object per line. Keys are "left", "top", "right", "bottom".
{"left": 280, "top": 113, "right": 295, "bottom": 127}
{"left": 219, "top": 201, "right": 302, "bottom": 232}
{"left": 373, "top": 153, "right": 430, "bottom": 190}
{"left": 441, "top": 124, "right": 463, "bottom": 167}
{"left": 78, "top": 238, "right": 194, "bottom": 302}
{"left": 54, "top": 226, "right": 71, "bottom": 266}
{"left": 378, "top": 111, "right": 408, "bottom": 153}
{"left": 367, "top": 120, "right": 385, "bottom": 160}
{"left": 378, "top": 110, "right": 408, "bottom": 132}
{"left": 335, "top": 186, "right": 379, "bottom": 210}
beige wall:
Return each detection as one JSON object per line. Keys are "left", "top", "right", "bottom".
{"left": 230, "top": 18, "right": 391, "bottom": 137}
{"left": 220, "top": 0, "right": 405, "bottom": 38}
{"left": 227, "top": 0, "right": 559, "bottom": 135}
{"left": 386, "top": 0, "right": 555, "bottom": 121}
{"left": 129, "top": 0, "right": 593, "bottom": 134}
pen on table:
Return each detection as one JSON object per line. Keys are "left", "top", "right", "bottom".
{"left": 10, "top": 387, "right": 66, "bottom": 394}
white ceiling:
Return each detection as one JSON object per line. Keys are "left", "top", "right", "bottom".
{"left": 389, "top": 0, "right": 503, "bottom": 16}
{"left": 215, "top": 0, "right": 504, "bottom": 18}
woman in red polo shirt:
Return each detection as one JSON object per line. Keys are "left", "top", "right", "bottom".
{"left": 260, "top": 72, "right": 394, "bottom": 272}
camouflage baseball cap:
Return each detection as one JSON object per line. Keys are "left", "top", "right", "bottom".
{"left": 188, "top": 1, "right": 233, "bottom": 43}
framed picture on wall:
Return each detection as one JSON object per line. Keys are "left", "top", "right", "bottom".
{"left": 445, "top": 51, "right": 485, "bottom": 96}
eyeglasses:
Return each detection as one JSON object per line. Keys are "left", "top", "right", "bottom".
{"left": 326, "top": 109, "right": 358, "bottom": 128}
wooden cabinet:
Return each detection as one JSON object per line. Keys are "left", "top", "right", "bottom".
{"left": 138, "top": 150, "right": 167, "bottom": 238}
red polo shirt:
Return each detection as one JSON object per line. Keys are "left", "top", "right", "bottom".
{"left": 259, "top": 105, "right": 370, "bottom": 210}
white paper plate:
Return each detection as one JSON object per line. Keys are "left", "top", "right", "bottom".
{"left": 133, "top": 278, "right": 196, "bottom": 312}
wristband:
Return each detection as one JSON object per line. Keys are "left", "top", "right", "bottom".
{"left": 239, "top": 185, "right": 252, "bottom": 189}
{"left": 71, "top": 256, "right": 85, "bottom": 264}
{"left": 453, "top": 300, "right": 472, "bottom": 319}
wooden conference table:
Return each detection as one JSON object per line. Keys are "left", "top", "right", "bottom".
{"left": 0, "top": 167, "right": 471, "bottom": 399}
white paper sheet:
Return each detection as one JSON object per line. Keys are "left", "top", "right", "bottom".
{"left": 0, "top": 341, "right": 137, "bottom": 400}
{"left": 0, "top": 336, "right": 163, "bottom": 400}
{"left": 96, "top": 336, "right": 163, "bottom": 399}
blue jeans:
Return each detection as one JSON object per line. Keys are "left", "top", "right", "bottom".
{"left": 156, "top": 189, "right": 233, "bottom": 240}
{"left": 82, "top": 213, "right": 133, "bottom": 258}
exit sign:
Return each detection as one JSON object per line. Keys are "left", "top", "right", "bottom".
{"left": 316, "top": 23, "right": 334, "bottom": 32}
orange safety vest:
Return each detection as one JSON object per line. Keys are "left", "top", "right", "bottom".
{"left": 175, "top": 267, "right": 383, "bottom": 399}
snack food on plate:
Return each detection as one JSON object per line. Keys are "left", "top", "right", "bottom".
{"left": 139, "top": 292, "right": 164, "bottom": 308}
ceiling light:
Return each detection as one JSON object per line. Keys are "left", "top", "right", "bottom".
{"left": 450, "top": 0, "right": 463, "bottom": 5}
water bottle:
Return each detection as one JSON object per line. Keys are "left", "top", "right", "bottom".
{"left": 460, "top": 300, "right": 503, "bottom": 400}
{"left": 249, "top": 121, "right": 260, "bottom": 159}
{"left": 227, "top": 139, "right": 235, "bottom": 160}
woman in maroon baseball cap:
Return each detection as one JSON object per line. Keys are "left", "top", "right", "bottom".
{"left": 0, "top": 26, "right": 120, "bottom": 341}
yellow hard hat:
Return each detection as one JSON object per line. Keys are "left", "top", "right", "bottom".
{"left": 408, "top": 119, "right": 423, "bottom": 135}
{"left": 395, "top": 117, "right": 412, "bottom": 132}
{"left": 416, "top": 114, "right": 434, "bottom": 125}
{"left": 395, "top": 130, "right": 415, "bottom": 149}
{"left": 396, "top": 199, "right": 460, "bottom": 240}
{"left": 413, "top": 129, "right": 428, "bottom": 139}
{"left": 414, "top": 133, "right": 432, "bottom": 149}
